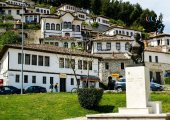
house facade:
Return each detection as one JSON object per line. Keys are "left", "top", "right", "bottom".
{"left": 145, "top": 34, "right": 170, "bottom": 47}
{"left": 41, "top": 13, "right": 83, "bottom": 39}
{"left": 145, "top": 46, "right": 170, "bottom": 84}
{"left": 91, "top": 35, "right": 133, "bottom": 83}
{"left": 104, "top": 26, "right": 141, "bottom": 37}
{"left": 0, "top": 44, "right": 101, "bottom": 92}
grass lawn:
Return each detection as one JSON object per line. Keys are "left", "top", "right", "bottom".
{"left": 0, "top": 93, "right": 170, "bottom": 120}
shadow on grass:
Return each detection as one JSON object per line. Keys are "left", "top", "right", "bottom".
{"left": 93, "top": 105, "right": 115, "bottom": 113}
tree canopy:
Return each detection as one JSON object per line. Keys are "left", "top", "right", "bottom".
{"left": 0, "top": 31, "right": 22, "bottom": 48}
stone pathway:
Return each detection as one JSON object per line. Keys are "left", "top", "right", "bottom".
{"left": 64, "top": 117, "right": 87, "bottom": 120}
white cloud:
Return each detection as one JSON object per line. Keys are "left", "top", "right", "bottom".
{"left": 122, "top": 0, "right": 170, "bottom": 33}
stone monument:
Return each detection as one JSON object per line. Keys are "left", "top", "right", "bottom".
{"left": 86, "top": 33, "right": 170, "bottom": 120}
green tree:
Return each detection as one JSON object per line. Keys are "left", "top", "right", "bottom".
{"left": 0, "top": 31, "right": 21, "bottom": 48}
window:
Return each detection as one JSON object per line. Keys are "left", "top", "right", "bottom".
{"left": 131, "top": 32, "right": 133, "bottom": 36}
{"left": 106, "top": 43, "right": 111, "bottom": 50}
{"left": 38, "top": 56, "right": 43, "bottom": 66}
{"left": 122, "top": 31, "right": 125, "bottom": 34}
{"left": 149, "top": 56, "right": 152, "bottom": 62}
{"left": 119, "top": 31, "right": 121, "bottom": 34}
{"left": 15, "top": 75, "right": 20, "bottom": 83}
{"left": 44, "top": 10, "right": 46, "bottom": 14}
{"left": 46, "top": 23, "right": 50, "bottom": 30}
{"left": 77, "top": 79, "right": 80, "bottom": 85}
{"left": 18, "top": 53, "right": 22, "bottom": 64}
{"left": 47, "top": 11, "right": 49, "bottom": 14}
{"left": 125, "top": 42, "right": 129, "bottom": 51}
{"left": 68, "top": 22, "right": 71, "bottom": 29}
{"left": 167, "top": 39, "right": 170, "bottom": 45}
{"left": 32, "top": 76, "right": 36, "bottom": 83}
{"left": 116, "top": 42, "right": 121, "bottom": 50}
{"left": 76, "top": 25, "right": 80, "bottom": 32}
{"left": 116, "top": 30, "right": 118, "bottom": 34}
{"left": 155, "top": 56, "right": 158, "bottom": 63}
{"left": 36, "top": 8, "right": 39, "bottom": 12}
{"left": 121, "top": 63, "right": 124, "bottom": 70}
{"left": 83, "top": 61, "right": 87, "bottom": 70}
{"left": 43, "top": 76, "right": 46, "bottom": 84}
{"left": 65, "top": 33, "right": 70, "bottom": 37}
{"left": 126, "top": 32, "right": 129, "bottom": 36}
{"left": 97, "top": 43, "right": 102, "bottom": 51}
{"left": 64, "top": 22, "right": 67, "bottom": 28}
{"left": 25, "top": 54, "right": 30, "bottom": 65}
{"left": 50, "top": 77, "right": 53, "bottom": 84}
{"left": 157, "top": 40, "right": 160, "bottom": 46}
{"left": 56, "top": 24, "right": 60, "bottom": 30}
{"left": 78, "top": 60, "right": 82, "bottom": 69}
{"left": 150, "top": 71, "right": 153, "bottom": 81}
{"left": 105, "top": 62, "right": 109, "bottom": 69}
{"left": 71, "top": 42, "right": 75, "bottom": 48}
{"left": 17, "top": 10, "right": 20, "bottom": 15}
{"left": 59, "top": 58, "right": 64, "bottom": 68}
{"left": 8, "top": 10, "right": 11, "bottom": 15}
{"left": 71, "top": 78, "right": 74, "bottom": 85}
{"left": 24, "top": 75, "right": 28, "bottom": 83}
{"left": 72, "top": 25, "right": 75, "bottom": 31}
{"left": 65, "top": 58, "right": 70, "bottom": 68}
{"left": 45, "top": 56, "right": 50, "bottom": 66}
{"left": 71, "top": 59, "right": 75, "bottom": 69}
{"left": 55, "top": 42, "right": 58, "bottom": 46}
{"left": 32, "top": 55, "right": 37, "bottom": 65}
{"left": 89, "top": 61, "right": 92, "bottom": 70}
{"left": 64, "top": 42, "right": 68, "bottom": 48}
{"left": 51, "top": 23, "right": 55, "bottom": 30}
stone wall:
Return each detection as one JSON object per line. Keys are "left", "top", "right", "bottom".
{"left": 99, "top": 59, "right": 131, "bottom": 83}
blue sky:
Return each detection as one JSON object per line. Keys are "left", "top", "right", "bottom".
{"left": 122, "top": 0, "right": 170, "bottom": 33}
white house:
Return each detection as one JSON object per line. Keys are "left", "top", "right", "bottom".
{"left": 91, "top": 35, "right": 132, "bottom": 83}
{"left": 95, "top": 16, "right": 110, "bottom": 26}
{"left": 2, "top": 6, "right": 24, "bottom": 21}
{"left": 7, "top": 0, "right": 30, "bottom": 7}
{"left": 144, "top": 34, "right": 170, "bottom": 47}
{"left": 34, "top": 7, "right": 50, "bottom": 14}
{"left": 145, "top": 46, "right": 170, "bottom": 84}
{"left": 40, "top": 13, "right": 83, "bottom": 39}
{"left": 0, "top": 44, "right": 101, "bottom": 92}
{"left": 92, "top": 35, "right": 133, "bottom": 54}
{"left": 104, "top": 26, "right": 141, "bottom": 37}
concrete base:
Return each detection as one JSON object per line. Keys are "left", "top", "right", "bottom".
{"left": 86, "top": 113, "right": 170, "bottom": 120}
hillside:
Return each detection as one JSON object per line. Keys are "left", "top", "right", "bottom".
{"left": 29, "top": 0, "right": 164, "bottom": 33}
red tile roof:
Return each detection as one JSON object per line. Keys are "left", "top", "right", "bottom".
{"left": 0, "top": 44, "right": 102, "bottom": 59}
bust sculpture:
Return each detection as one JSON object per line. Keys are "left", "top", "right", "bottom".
{"left": 128, "top": 33, "right": 144, "bottom": 64}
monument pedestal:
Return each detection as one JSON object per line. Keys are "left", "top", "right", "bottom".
{"left": 86, "top": 66, "right": 170, "bottom": 120}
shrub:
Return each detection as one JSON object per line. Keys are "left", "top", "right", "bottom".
{"left": 91, "top": 22, "right": 99, "bottom": 28}
{"left": 164, "top": 77, "right": 170, "bottom": 84}
{"left": 0, "top": 23, "right": 14, "bottom": 30}
{"left": 24, "top": 23, "right": 40, "bottom": 30}
{"left": 77, "top": 88, "right": 103, "bottom": 109}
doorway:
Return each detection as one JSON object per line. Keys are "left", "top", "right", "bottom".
{"left": 60, "top": 78, "right": 66, "bottom": 92}
{"left": 156, "top": 72, "right": 161, "bottom": 84}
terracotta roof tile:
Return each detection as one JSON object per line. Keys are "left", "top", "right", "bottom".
{"left": 0, "top": 44, "right": 102, "bottom": 59}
